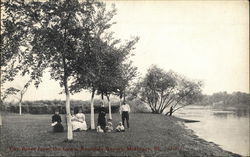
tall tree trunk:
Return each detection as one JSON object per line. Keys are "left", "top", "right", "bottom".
{"left": 101, "top": 92, "right": 104, "bottom": 105}
{"left": 19, "top": 101, "right": 22, "bottom": 115}
{"left": 90, "top": 89, "right": 95, "bottom": 129}
{"left": 65, "top": 91, "right": 73, "bottom": 140}
{"left": 123, "top": 88, "right": 126, "bottom": 102}
{"left": 0, "top": 66, "right": 2, "bottom": 126}
{"left": 61, "top": 12, "right": 74, "bottom": 140}
{"left": 62, "top": 57, "right": 72, "bottom": 140}
{"left": 106, "top": 95, "right": 112, "bottom": 120}
{"left": 119, "top": 94, "right": 122, "bottom": 114}
{"left": 64, "top": 79, "right": 73, "bottom": 141}
{"left": 0, "top": 113, "right": 2, "bottom": 126}
{"left": 19, "top": 94, "right": 23, "bottom": 115}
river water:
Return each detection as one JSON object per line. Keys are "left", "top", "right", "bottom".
{"left": 175, "top": 105, "right": 250, "bottom": 156}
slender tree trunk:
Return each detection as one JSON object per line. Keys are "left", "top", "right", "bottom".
{"left": 119, "top": 94, "right": 122, "bottom": 114}
{"left": 90, "top": 89, "right": 95, "bottom": 129}
{"left": 0, "top": 113, "right": 2, "bottom": 126}
{"left": 62, "top": 56, "right": 73, "bottom": 140}
{"left": 63, "top": 76, "right": 73, "bottom": 140}
{"left": 0, "top": 66, "right": 2, "bottom": 126}
{"left": 106, "top": 95, "right": 112, "bottom": 120}
{"left": 19, "top": 94, "right": 23, "bottom": 115}
{"left": 123, "top": 88, "right": 126, "bottom": 102}
{"left": 101, "top": 92, "right": 104, "bottom": 105}
{"left": 148, "top": 102, "right": 156, "bottom": 113}
{"left": 19, "top": 102, "right": 22, "bottom": 115}
{"left": 65, "top": 90, "right": 73, "bottom": 140}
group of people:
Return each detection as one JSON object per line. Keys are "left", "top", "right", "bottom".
{"left": 51, "top": 102, "right": 131, "bottom": 133}
{"left": 51, "top": 108, "right": 88, "bottom": 132}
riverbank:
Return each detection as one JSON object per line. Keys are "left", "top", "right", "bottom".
{"left": 172, "top": 116, "right": 241, "bottom": 157}
{"left": 0, "top": 113, "right": 241, "bottom": 156}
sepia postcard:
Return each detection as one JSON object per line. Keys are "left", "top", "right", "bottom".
{"left": 0, "top": 0, "right": 249, "bottom": 156}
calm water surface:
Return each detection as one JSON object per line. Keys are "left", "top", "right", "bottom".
{"left": 175, "top": 105, "right": 250, "bottom": 156}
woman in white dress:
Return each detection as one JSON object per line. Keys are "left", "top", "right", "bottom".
{"left": 71, "top": 109, "right": 87, "bottom": 131}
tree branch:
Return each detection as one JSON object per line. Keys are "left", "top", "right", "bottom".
{"left": 172, "top": 103, "right": 191, "bottom": 113}
{"left": 172, "top": 89, "right": 193, "bottom": 108}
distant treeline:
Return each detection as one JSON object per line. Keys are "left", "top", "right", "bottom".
{"left": 2, "top": 91, "right": 248, "bottom": 114}
{"left": 1, "top": 100, "right": 120, "bottom": 114}
{"left": 200, "top": 91, "right": 250, "bottom": 107}
{"left": 1, "top": 99, "right": 149, "bottom": 114}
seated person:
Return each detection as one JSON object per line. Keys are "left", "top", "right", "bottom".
{"left": 71, "top": 109, "right": 87, "bottom": 131}
{"left": 96, "top": 125, "right": 104, "bottom": 133}
{"left": 51, "top": 110, "right": 64, "bottom": 132}
{"left": 105, "top": 119, "right": 113, "bottom": 132}
{"left": 115, "top": 122, "right": 125, "bottom": 132}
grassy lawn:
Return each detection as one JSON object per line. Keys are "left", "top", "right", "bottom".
{"left": 0, "top": 113, "right": 239, "bottom": 157}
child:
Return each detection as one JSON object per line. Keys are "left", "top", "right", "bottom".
{"left": 105, "top": 119, "right": 113, "bottom": 132}
{"left": 115, "top": 122, "right": 125, "bottom": 132}
{"left": 97, "top": 125, "right": 104, "bottom": 133}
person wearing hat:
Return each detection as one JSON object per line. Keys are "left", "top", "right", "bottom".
{"left": 97, "top": 103, "right": 107, "bottom": 131}
{"left": 120, "top": 101, "right": 131, "bottom": 128}
{"left": 51, "top": 109, "right": 64, "bottom": 132}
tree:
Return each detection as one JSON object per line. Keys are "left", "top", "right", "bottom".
{"left": 93, "top": 35, "right": 121, "bottom": 120}
{"left": 111, "top": 38, "right": 140, "bottom": 113}
{"left": 134, "top": 65, "right": 203, "bottom": 114}
{"left": 1, "top": 0, "right": 107, "bottom": 140}
{"left": 70, "top": 35, "right": 139, "bottom": 125}
{"left": 69, "top": 2, "right": 118, "bottom": 129}
{"left": 93, "top": 22, "right": 139, "bottom": 123}
{"left": 96, "top": 45, "right": 122, "bottom": 120}
{"left": 69, "top": 0, "right": 139, "bottom": 127}
{"left": 116, "top": 62, "right": 138, "bottom": 113}
{"left": 96, "top": 37, "right": 139, "bottom": 120}
{"left": 200, "top": 91, "right": 250, "bottom": 107}
{"left": 2, "top": 80, "right": 32, "bottom": 115}
{"left": 167, "top": 75, "right": 203, "bottom": 115}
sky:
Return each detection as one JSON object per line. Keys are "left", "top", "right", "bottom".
{"left": 2, "top": 0, "right": 249, "bottom": 102}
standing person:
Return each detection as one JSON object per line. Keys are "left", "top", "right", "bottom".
{"left": 97, "top": 103, "right": 106, "bottom": 131}
{"left": 169, "top": 106, "right": 173, "bottom": 116}
{"left": 120, "top": 101, "right": 131, "bottom": 128}
{"left": 51, "top": 109, "right": 64, "bottom": 132}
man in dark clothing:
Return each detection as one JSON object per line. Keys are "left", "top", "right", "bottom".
{"left": 169, "top": 106, "right": 173, "bottom": 116}
{"left": 97, "top": 104, "right": 106, "bottom": 131}
{"left": 51, "top": 110, "right": 64, "bottom": 132}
